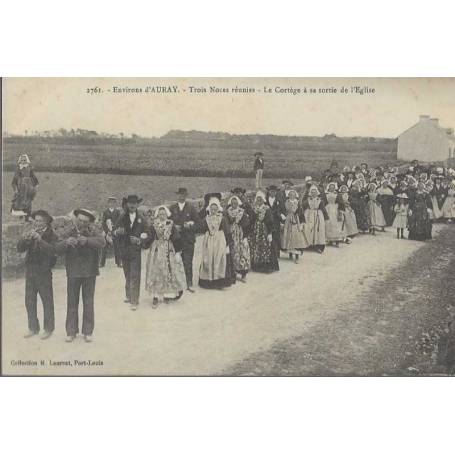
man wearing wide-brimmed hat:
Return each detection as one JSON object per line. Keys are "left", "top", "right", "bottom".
{"left": 100, "top": 196, "right": 122, "bottom": 268}
{"left": 253, "top": 152, "right": 264, "bottom": 189}
{"left": 114, "top": 195, "right": 150, "bottom": 310}
{"left": 55, "top": 208, "right": 105, "bottom": 342}
{"left": 17, "top": 209, "right": 58, "bottom": 340}
{"left": 169, "top": 188, "right": 200, "bottom": 292}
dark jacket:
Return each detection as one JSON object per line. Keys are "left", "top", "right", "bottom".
{"left": 169, "top": 202, "right": 200, "bottom": 245}
{"left": 253, "top": 157, "right": 264, "bottom": 171}
{"left": 266, "top": 195, "right": 285, "bottom": 232}
{"left": 101, "top": 208, "right": 123, "bottom": 234}
{"left": 114, "top": 211, "right": 150, "bottom": 258}
{"left": 17, "top": 226, "right": 58, "bottom": 272}
{"left": 55, "top": 224, "right": 106, "bottom": 278}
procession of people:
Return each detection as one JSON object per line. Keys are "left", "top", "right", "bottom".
{"left": 15, "top": 155, "right": 455, "bottom": 342}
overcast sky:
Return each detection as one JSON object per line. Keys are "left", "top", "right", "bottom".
{"left": 3, "top": 78, "right": 455, "bottom": 138}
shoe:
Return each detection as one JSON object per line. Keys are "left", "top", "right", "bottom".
{"left": 187, "top": 287, "right": 195, "bottom": 293}
{"left": 130, "top": 304, "right": 138, "bottom": 311}
{"left": 65, "top": 335, "right": 76, "bottom": 343}
{"left": 40, "top": 331, "right": 53, "bottom": 340}
{"left": 84, "top": 335, "right": 93, "bottom": 343}
{"left": 124, "top": 298, "right": 131, "bottom": 303}
{"left": 23, "top": 330, "right": 38, "bottom": 339}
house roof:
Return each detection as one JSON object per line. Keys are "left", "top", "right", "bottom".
{"left": 398, "top": 117, "right": 454, "bottom": 140}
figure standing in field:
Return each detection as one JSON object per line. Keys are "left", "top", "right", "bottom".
{"left": 253, "top": 152, "right": 264, "bottom": 189}
{"left": 114, "top": 195, "right": 149, "bottom": 310}
{"left": 169, "top": 188, "right": 199, "bottom": 292}
{"left": 11, "top": 154, "right": 39, "bottom": 219}
{"left": 145, "top": 206, "right": 187, "bottom": 307}
{"left": 55, "top": 209, "right": 105, "bottom": 342}
{"left": 17, "top": 210, "right": 58, "bottom": 340}
{"left": 99, "top": 196, "right": 122, "bottom": 268}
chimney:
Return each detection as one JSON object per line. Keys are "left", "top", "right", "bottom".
{"left": 430, "top": 118, "right": 439, "bottom": 127}
{"left": 419, "top": 115, "right": 430, "bottom": 122}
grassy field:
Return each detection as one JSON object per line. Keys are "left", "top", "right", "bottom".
{"left": 3, "top": 172, "right": 283, "bottom": 218}
{"left": 3, "top": 137, "right": 399, "bottom": 179}
{"left": 3, "top": 135, "right": 401, "bottom": 218}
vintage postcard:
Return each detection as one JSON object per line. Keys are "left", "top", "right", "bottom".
{"left": 1, "top": 77, "right": 454, "bottom": 376}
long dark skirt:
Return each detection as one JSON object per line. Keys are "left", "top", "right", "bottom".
{"left": 199, "top": 253, "right": 236, "bottom": 289}
{"left": 379, "top": 194, "right": 395, "bottom": 226}
{"left": 351, "top": 196, "right": 370, "bottom": 232}
{"left": 408, "top": 204, "right": 432, "bottom": 241}
{"left": 249, "top": 221, "right": 279, "bottom": 273}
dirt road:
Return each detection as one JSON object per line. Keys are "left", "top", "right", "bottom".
{"left": 2, "top": 224, "right": 453, "bottom": 376}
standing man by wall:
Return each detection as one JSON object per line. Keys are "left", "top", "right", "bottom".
{"left": 17, "top": 210, "right": 58, "bottom": 340}
{"left": 55, "top": 208, "right": 105, "bottom": 343}
{"left": 169, "top": 188, "right": 199, "bottom": 293}
{"left": 114, "top": 195, "right": 150, "bottom": 310}
{"left": 253, "top": 152, "right": 265, "bottom": 189}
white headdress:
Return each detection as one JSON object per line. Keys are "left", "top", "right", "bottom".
{"left": 228, "top": 195, "right": 243, "bottom": 207}
{"left": 207, "top": 197, "right": 223, "bottom": 212}
{"left": 155, "top": 205, "right": 171, "bottom": 218}
{"left": 255, "top": 191, "right": 266, "bottom": 202}
{"left": 326, "top": 182, "right": 338, "bottom": 192}
{"left": 305, "top": 176, "right": 312, "bottom": 182}
{"left": 309, "top": 185, "right": 320, "bottom": 195}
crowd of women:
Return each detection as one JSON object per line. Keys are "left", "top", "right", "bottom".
{"left": 13, "top": 156, "right": 455, "bottom": 341}
{"left": 186, "top": 161, "right": 455, "bottom": 293}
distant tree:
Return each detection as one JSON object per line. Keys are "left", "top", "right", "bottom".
{"left": 58, "top": 128, "right": 68, "bottom": 137}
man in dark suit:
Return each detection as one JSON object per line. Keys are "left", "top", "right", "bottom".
{"left": 100, "top": 196, "right": 122, "bottom": 268}
{"left": 169, "top": 188, "right": 199, "bottom": 292}
{"left": 253, "top": 152, "right": 264, "bottom": 189}
{"left": 55, "top": 208, "right": 105, "bottom": 342}
{"left": 17, "top": 210, "right": 58, "bottom": 340}
{"left": 114, "top": 195, "right": 150, "bottom": 310}
{"left": 265, "top": 185, "right": 284, "bottom": 260}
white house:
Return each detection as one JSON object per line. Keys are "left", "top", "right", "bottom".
{"left": 397, "top": 115, "right": 455, "bottom": 164}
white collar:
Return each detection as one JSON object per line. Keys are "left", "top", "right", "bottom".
{"left": 178, "top": 202, "right": 186, "bottom": 209}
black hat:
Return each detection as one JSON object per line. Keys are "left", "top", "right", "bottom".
{"left": 203, "top": 192, "right": 222, "bottom": 206}
{"left": 176, "top": 187, "right": 188, "bottom": 195}
{"left": 31, "top": 209, "right": 53, "bottom": 224}
{"left": 267, "top": 185, "right": 278, "bottom": 191}
{"left": 125, "top": 195, "right": 143, "bottom": 204}
{"left": 254, "top": 152, "right": 263, "bottom": 157}
{"left": 73, "top": 208, "right": 96, "bottom": 222}
{"left": 282, "top": 180, "right": 294, "bottom": 185}
{"left": 231, "top": 187, "right": 246, "bottom": 195}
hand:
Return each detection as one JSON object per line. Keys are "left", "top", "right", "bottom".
{"left": 267, "top": 234, "right": 273, "bottom": 243}
{"left": 280, "top": 214, "right": 287, "bottom": 221}
{"left": 115, "top": 227, "right": 125, "bottom": 235}
{"left": 66, "top": 237, "right": 78, "bottom": 247}
{"left": 78, "top": 236, "right": 88, "bottom": 246}
{"left": 225, "top": 246, "right": 230, "bottom": 254}
{"left": 130, "top": 236, "right": 141, "bottom": 245}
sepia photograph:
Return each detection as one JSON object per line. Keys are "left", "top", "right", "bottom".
{"left": 2, "top": 77, "right": 455, "bottom": 376}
